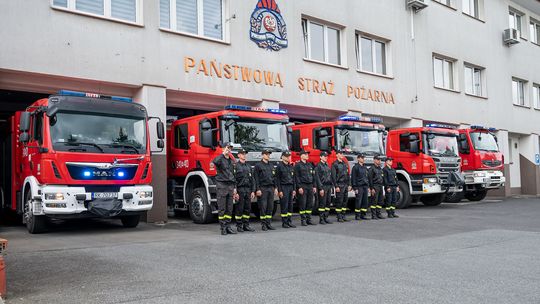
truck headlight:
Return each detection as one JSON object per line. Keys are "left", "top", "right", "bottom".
{"left": 474, "top": 172, "right": 486, "bottom": 177}
{"left": 139, "top": 191, "right": 153, "bottom": 199}
{"left": 423, "top": 178, "right": 437, "bottom": 184}
{"left": 45, "top": 193, "right": 64, "bottom": 200}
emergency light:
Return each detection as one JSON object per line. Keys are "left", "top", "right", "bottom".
{"left": 471, "top": 125, "right": 497, "bottom": 132}
{"left": 338, "top": 114, "right": 383, "bottom": 123}
{"left": 57, "top": 90, "right": 133, "bottom": 103}
{"left": 224, "top": 104, "right": 287, "bottom": 114}
{"left": 426, "top": 123, "right": 456, "bottom": 129}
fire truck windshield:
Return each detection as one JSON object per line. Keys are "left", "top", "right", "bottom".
{"left": 336, "top": 128, "right": 384, "bottom": 155}
{"left": 424, "top": 134, "right": 459, "bottom": 157}
{"left": 221, "top": 119, "right": 288, "bottom": 152}
{"left": 470, "top": 132, "right": 499, "bottom": 152}
{"left": 50, "top": 112, "right": 147, "bottom": 154}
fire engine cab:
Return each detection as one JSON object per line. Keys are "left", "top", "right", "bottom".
{"left": 386, "top": 124, "right": 464, "bottom": 208}
{"left": 0, "top": 90, "right": 165, "bottom": 233}
{"left": 167, "top": 105, "right": 290, "bottom": 224}
{"left": 445, "top": 126, "right": 505, "bottom": 202}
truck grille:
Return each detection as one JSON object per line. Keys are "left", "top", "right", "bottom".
{"left": 435, "top": 161, "right": 460, "bottom": 185}
{"left": 482, "top": 160, "right": 502, "bottom": 167}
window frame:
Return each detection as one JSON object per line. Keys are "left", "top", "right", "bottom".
{"left": 433, "top": 0, "right": 454, "bottom": 9}
{"left": 530, "top": 19, "right": 540, "bottom": 45}
{"left": 512, "top": 78, "right": 528, "bottom": 107}
{"left": 533, "top": 84, "right": 540, "bottom": 110}
{"left": 356, "top": 33, "right": 390, "bottom": 77}
{"left": 464, "top": 63, "right": 485, "bottom": 97}
{"left": 160, "top": 0, "right": 229, "bottom": 43}
{"left": 509, "top": 9, "right": 525, "bottom": 38}
{"left": 51, "top": 0, "right": 143, "bottom": 26}
{"left": 174, "top": 123, "right": 190, "bottom": 150}
{"left": 302, "top": 18, "right": 346, "bottom": 67}
{"left": 462, "top": 0, "right": 479, "bottom": 19}
{"left": 433, "top": 55, "right": 458, "bottom": 91}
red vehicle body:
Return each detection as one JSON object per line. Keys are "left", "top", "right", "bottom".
{"left": 289, "top": 115, "right": 386, "bottom": 203}
{"left": 386, "top": 124, "right": 464, "bottom": 208}
{"left": 0, "top": 90, "right": 164, "bottom": 233}
{"left": 167, "top": 105, "right": 289, "bottom": 223}
{"left": 446, "top": 127, "right": 505, "bottom": 202}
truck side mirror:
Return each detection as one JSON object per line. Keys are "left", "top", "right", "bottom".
{"left": 200, "top": 120, "right": 216, "bottom": 148}
{"left": 156, "top": 121, "right": 165, "bottom": 139}
{"left": 19, "top": 112, "right": 31, "bottom": 132}
{"left": 157, "top": 139, "right": 164, "bottom": 149}
{"left": 20, "top": 132, "right": 30, "bottom": 143}
{"left": 458, "top": 134, "right": 470, "bottom": 154}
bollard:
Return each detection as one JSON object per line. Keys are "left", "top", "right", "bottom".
{"left": 0, "top": 239, "right": 6, "bottom": 299}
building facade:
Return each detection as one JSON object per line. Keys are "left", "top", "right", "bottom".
{"left": 1, "top": 0, "right": 539, "bottom": 222}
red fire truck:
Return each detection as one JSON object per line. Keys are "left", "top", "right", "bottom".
{"left": 445, "top": 126, "right": 505, "bottom": 202}
{"left": 0, "top": 90, "right": 164, "bottom": 233}
{"left": 167, "top": 105, "right": 289, "bottom": 223}
{"left": 386, "top": 124, "right": 464, "bottom": 208}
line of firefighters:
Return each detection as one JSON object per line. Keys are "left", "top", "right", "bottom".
{"left": 212, "top": 143, "right": 400, "bottom": 235}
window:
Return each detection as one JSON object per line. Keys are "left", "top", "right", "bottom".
{"left": 533, "top": 84, "right": 540, "bottom": 109}
{"left": 32, "top": 113, "right": 43, "bottom": 145}
{"left": 399, "top": 133, "right": 419, "bottom": 153}
{"left": 512, "top": 78, "right": 527, "bottom": 106}
{"left": 464, "top": 65, "right": 484, "bottom": 96}
{"left": 174, "top": 123, "right": 189, "bottom": 150}
{"left": 462, "top": 0, "right": 479, "bottom": 18}
{"left": 52, "top": 0, "right": 140, "bottom": 23}
{"left": 302, "top": 19, "right": 343, "bottom": 66}
{"left": 509, "top": 10, "right": 524, "bottom": 37}
{"left": 160, "top": 0, "right": 225, "bottom": 41}
{"left": 434, "top": 0, "right": 452, "bottom": 7}
{"left": 433, "top": 56, "right": 456, "bottom": 90}
{"left": 357, "top": 34, "right": 388, "bottom": 75}
{"left": 530, "top": 20, "right": 540, "bottom": 44}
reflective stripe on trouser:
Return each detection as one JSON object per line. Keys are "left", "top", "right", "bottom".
{"left": 279, "top": 185, "right": 294, "bottom": 220}
{"left": 297, "top": 185, "right": 314, "bottom": 219}
{"left": 385, "top": 186, "right": 398, "bottom": 210}
{"left": 257, "top": 186, "right": 275, "bottom": 221}
{"left": 319, "top": 185, "right": 332, "bottom": 217}
{"left": 354, "top": 186, "right": 369, "bottom": 213}
{"left": 370, "top": 185, "right": 384, "bottom": 210}
{"left": 334, "top": 185, "right": 348, "bottom": 214}
{"left": 235, "top": 189, "right": 252, "bottom": 223}
{"left": 217, "top": 182, "right": 234, "bottom": 223}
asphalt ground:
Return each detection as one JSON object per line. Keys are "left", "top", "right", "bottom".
{"left": 1, "top": 197, "right": 540, "bottom": 304}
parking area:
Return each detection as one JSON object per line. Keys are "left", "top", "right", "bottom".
{"left": 1, "top": 197, "right": 540, "bottom": 304}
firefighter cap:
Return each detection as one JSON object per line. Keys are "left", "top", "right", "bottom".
{"left": 357, "top": 153, "right": 365, "bottom": 159}
{"left": 281, "top": 151, "right": 291, "bottom": 157}
{"left": 262, "top": 149, "right": 272, "bottom": 155}
{"left": 299, "top": 150, "right": 310, "bottom": 155}
{"left": 320, "top": 151, "right": 329, "bottom": 157}
{"left": 237, "top": 148, "right": 248, "bottom": 155}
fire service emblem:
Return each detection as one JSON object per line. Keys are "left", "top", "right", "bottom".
{"left": 250, "top": 0, "right": 288, "bottom": 51}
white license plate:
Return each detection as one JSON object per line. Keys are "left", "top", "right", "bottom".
{"left": 92, "top": 192, "right": 118, "bottom": 199}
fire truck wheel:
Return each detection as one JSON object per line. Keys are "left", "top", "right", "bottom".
{"left": 444, "top": 191, "right": 464, "bottom": 203}
{"left": 420, "top": 194, "right": 444, "bottom": 206}
{"left": 24, "top": 188, "right": 47, "bottom": 234}
{"left": 189, "top": 187, "right": 213, "bottom": 224}
{"left": 121, "top": 214, "right": 140, "bottom": 228}
{"left": 396, "top": 180, "right": 412, "bottom": 209}
{"left": 464, "top": 190, "right": 488, "bottom": 202}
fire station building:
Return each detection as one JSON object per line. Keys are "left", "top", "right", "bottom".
{"left": 1, "top": 0, "right": 540, "bottom": 222}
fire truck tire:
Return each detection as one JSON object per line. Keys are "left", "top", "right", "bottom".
{"left": 444, "top": 191, "right": 464, "bottom": 203}
{"left": 24, "top": 188, "right": 47, "bottom": 234}
{"left": 396, "top": 180, "right": 412, "bottom": 209}
{"left": 464, "top": 190, "right": 488, "bottom": 202}
{"left": 121, "top": 214, "right": 140, "bottom": 228}
{"left": 189, "top": 187, "right": 213, "bottom": 224}
{"left": 421, "top": 194, "right": 444, "bottom": 206}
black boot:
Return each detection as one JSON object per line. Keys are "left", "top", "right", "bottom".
{"left": 387, "top": 209, "right": 394, "bottom": 218}
{"left": 220, "top": 221, "right": 227, "bottom": 235}
{"left": 261, "top": 219, "right": 268, "bottom": 231}
{"left": 266, "top": 218, "right": 276, "bottom": 230}
{"left": 319, "top": 215, "right": 326, "bottom": 225}
{"left": 360, "top": 211, "right": 370, "bottom": 220}
{"left": 355, "top": 213, "right": 361, "bottom": 220}
{"left": 237, "top": 222, "right": 244, "bottom": 232}
{"left": 371, "top": 208, "right": 378, "bottom": 220}
{"left": 306, "top": 214, "right": 317, "bottom": 225}
{"left": 301, "top": 214, "right": 308, "bottom": 226}
{"left": 392, "top": 209, "right": 399, "bottom": 218}
{"left": 342, "top": 212, "right": 349, "bottom": 222}
{"left": 282, "top": 217, "right": 290, "bottom": 228}
{"left": 376, "top": 208, "right": 385, "bottom": 219}
{"left": 324, "top": 212, "right": 332, "bottom": 224}
{"left": 243, "top": 220, "right": 255, "bottom": 232}
{"left": 225, "top": 222, "right": 237, "bottom": 234}
{"left": 288, "top": 217, "right": 297, "bottom": 228}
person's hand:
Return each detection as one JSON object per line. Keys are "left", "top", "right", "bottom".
{"left": 387, "top": 188, "right": 391, "bottom": 193}
{"left": 336, "top": 187, "right": 340, "bottom": 193}
{"left": 355, "top": 189, "right": 359, "bottom": 194}
{"left": 319, "top": 190, "right": 325, "bottom": 197}
{"left": 256, "top": 190, "right": 262, "bottom": 197}
{"left": 250, "top": 192, "right": 255, "bottom": 200}
{"left": 298, "top": 188, "right": 304, "bottom": 195}
{"left": 348, "top": 186, "right": 352, "bottom": 192}
{"left": 234, "top": 193, "right": 240, "bottom": 201}
{"left": 274, "top": 188, "right": 279, "bottom": 197}
{"left": 279, "top": 191, "right": 284, "bottom": 199}
{"left": 313, "top": 187, "right": 317, "bottom": 193}
{"left": 292, "top": 191, "right": 296, "bottom": 198}
{"left": 397, "top": 187, "right": 400, "bottom": 192}
{"left": 233, "top": 188, "right": 238, "bottom": 195}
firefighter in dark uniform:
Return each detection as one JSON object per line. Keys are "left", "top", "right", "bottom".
{"left": 294, "top": 150, "right": 317, "bottom": 227}
{"left": 351, "top": 153, "right": 370, "bottom": 220}
{"left": 331, "top": 150, "right": 351, "bottom": 222}
{"left": 383, "top": 157, "right": 400, "bottom": 218}
{"left": 212, "top": 142, "right": 237, "bottom": 235}
{"left": 315, "top": 151, "right": 333, "bottom": 225}
{"left": 368, "top": 155, "right": 385, "bottom": 220}
{"left": 254, "top": 149, "right": 278, "bottom": 231}
{"left": 276, "top": 151, "right": 297, "bottom": 228}
{"left": 234, "top": 148, "right": 256, "bottom": 232}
